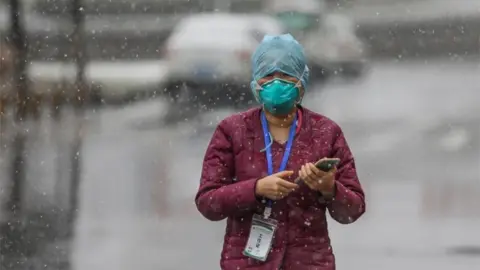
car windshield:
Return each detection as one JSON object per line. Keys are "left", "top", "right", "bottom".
{"left": 171, "top": 20, "right": 251, "bottom": 47}
{"left": 275, "top": 12, "right": 320, "bottom": 33}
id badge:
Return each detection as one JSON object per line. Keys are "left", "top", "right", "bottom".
{"left": 243, "top": 214, "right": 278, "bottom": 262}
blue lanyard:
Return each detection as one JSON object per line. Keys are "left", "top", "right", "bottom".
{"left": 261, "top": 111, "right": 297, "bottom": 208}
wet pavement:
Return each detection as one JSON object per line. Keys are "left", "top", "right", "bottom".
{"left": 341, "top": 0, "right": 480, "bottom": 24}
{"left": 2, "top": 61, "right": 480, "bottom": 269}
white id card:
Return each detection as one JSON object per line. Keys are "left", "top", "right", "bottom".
{"left": 243, "top": 214, "right": 278, "bottom": 262}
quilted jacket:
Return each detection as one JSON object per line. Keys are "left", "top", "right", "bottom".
{"left": 195, "top": 107, "right": 366, "bottom": 270}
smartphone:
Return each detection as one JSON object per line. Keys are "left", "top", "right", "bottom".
{"left": 315, "top": 158, "right": 340, "bottom": 172}
{"left": 294, "top": 158, "right": 340, "bottom": 183}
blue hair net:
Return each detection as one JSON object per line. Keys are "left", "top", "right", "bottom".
{"left": 250, "top": 34, "right": 310, "bottom": 93}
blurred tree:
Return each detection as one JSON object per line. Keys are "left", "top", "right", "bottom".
{"left": 0, "top": 37, "right": 15, "bottom": 79}
{"left": 0, "top": 36, "right": 15, "bottom": 137}
{"left": 64, "top": 0, "right": 89, "bottom": 247}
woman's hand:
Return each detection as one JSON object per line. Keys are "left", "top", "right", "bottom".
{"left": 255, "top": 171, "right": 298, "bottom": 200}
{"left": 299, "top": 163, "right": 336, "bottom": 195}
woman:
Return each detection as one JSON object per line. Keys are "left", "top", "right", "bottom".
{"left": 195, "top": 34, "right": 365, "bottom": 270}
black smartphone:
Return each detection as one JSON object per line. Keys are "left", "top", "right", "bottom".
{"left": 315, "top": 158, "right": 340, "bottom": 172}
{"left": 294, "top": 158, "right": 340, "bottom": 183}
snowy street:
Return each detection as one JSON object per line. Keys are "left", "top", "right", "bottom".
{"left": 2, "top": 0, "right": 480, "bottom": 268}
{"left": 1, "top": 61, "right": 480, "bottom": 269}
{"left": 69, "top": 61, "right": 480, "bottom": 269}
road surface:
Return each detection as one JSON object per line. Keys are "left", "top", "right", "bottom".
{"left": 1, "top": 60, "right": 480, "bottom": 269}
{"left": 337, "top": 0, "right": 480, "bottom": 24}
{"left": 74, "top": 60, "right": 480, "bottom": 270}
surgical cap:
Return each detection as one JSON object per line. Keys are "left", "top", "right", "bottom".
{"left": 250, "top": 34, "right": 310, "bottom": 91}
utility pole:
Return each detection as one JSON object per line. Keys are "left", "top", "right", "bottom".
{"left": 67, "top": 0, "right": 87, "bottom": 239}
{"left": 7, "top": 0, "right": 28, "bottom": 216}
{"left": 2, "top": 0, "right": 28, "bottom": 245}
{"left": 1, "top": 0, "right": 29, "bottom": 259}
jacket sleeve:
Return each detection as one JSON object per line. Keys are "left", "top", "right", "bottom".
{"left": 195, "top": 120, "right": 260, "bottom": 221}
{"left": 325, "top": 124, "right": 366, "bottom": 224}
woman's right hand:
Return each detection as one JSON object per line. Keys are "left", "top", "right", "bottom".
{"left": 255, "top": 171, "right": 298, "bottom": 200}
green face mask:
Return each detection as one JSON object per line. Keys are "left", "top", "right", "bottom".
{"left": 259, "top": 79, "right": 300, "bottom": 116}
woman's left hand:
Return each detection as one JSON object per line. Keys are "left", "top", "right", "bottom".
{"left": 299, "top": 163, "right": 336, "bottom": 194}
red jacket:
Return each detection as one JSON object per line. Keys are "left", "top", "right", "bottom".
{"left": 195, "top": 107, "right": 366, "bottom": 270}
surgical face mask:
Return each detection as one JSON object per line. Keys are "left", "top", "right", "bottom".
{"left": 258, "top": 79, "right": 300, "bottom": 116}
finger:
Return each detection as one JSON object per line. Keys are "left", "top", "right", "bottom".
{"left": 301, "top": 165, "right": 314, "bottom": 184}
{"left": 304, "top": 163, "right": 314, "bottom": 177}
{"left": 305, "top": 163, "right": 321, "bottom": 183}
{"left": 308, "top": 163, "right": 325, "bottom": 177}
{"left": 273, "top": 191, "right": 286, "bottom": 200}
{"left": 302, "top": 165, "right": 318, "bottom": 184}
{"left": 277, "top": 179, "right": 299, "bottom": 190}
{"left": 266, "top": 194, "right": 277, "bottom": 201}
{"left": 276, "top": 185, "right": 292, "bottom": 194}
{"left": 301, "top": 164, "right": 309, "bottom": 178}
{"left": 298, "top": 165, "right": 306, "bottom": 181}
{"left": 306, "top": 174, "right": 319, "bottom": 187}
{"left": 278, "top": 191, "right": 288, "bottom": 199}
{"left": 268, "top": 190, "right": 284, "bottom": 200}
{"left": 273, "top": 170, "right": 294, "bottom": 178}
{"left": 307, "top": 164, "right": 325, "bottom": 190}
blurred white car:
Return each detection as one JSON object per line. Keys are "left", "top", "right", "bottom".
{"left": 306, "top": 14, "right": 368, "bottom": 79}
{"left": 161, "top": 13, "right": 285, "bottom": 106}
{"left": 271, "top": 0, "right": 368, "bottom": 80}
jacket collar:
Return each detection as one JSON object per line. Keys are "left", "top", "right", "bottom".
{"left": 245, "top": 106, "right": 312, "bottom": 137}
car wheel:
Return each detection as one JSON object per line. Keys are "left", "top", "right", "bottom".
{"left": 198, "top": 83, "right": 252, "bottom": 109}
{"left": 309, "top": 63, "right": 329, "bottom": 83}
{"left": 341, "top": 63, "right": 365, "bottom": 79}
{"left": 88, "top": 85, "right": 103, "bottom": 106}
{"left": 162, "top": 81, "right": 190, "bottom": 104}
{"left": 229, "top": 84, "right": 254, "bottom": 109}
